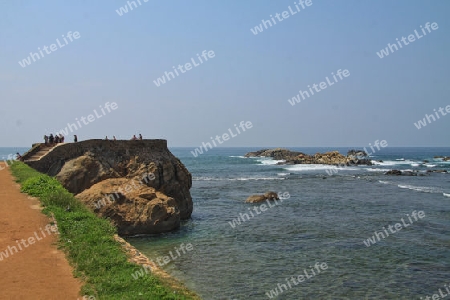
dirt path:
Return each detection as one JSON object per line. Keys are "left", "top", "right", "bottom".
{"left": 0, "top": 162, "right": 82, "bottom": 300}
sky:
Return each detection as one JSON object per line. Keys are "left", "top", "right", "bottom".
{"left": 1, "top": 0, "right": 449, "bottom": 148}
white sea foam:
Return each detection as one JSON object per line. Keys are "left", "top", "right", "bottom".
{"left": 277, "top": 173, "right": 290, "bottom": 176}
{"left": 193, "top": 176, "right": 284, "bottom": 181}
{"left": 443, "top": 193, "right": 450, "bottom": 198}
{"left": 378, "top": 180, "right": 391, "bottom": 184}
{"left": 366, "top": 168, "right": 389, "bottom": 172}
{"left": 410, "top": 163, "right": 420, "bottom": 167}
{"left": 371, "top": 160, "right": 416, "bottom": 166}
{"left": 425, "top": 164, "right": 437, "bottom": 168}
{"left": 257, "top": 158, "right": 285, "bottom": 165}
{"left": 284, "top": 164, "right": 359, "bottom": 172}
{"left": 398, "top": 184, "right": 442, "bottom": 194}
{"left": 229, "top": 156, "right": 245, "bottom": 158}
{"left": 228, "top": 177, "right": 284, "bottom": 181}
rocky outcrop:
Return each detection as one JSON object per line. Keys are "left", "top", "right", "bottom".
{"left": 244, "top": 148, "right": 372, "bottom": 166}
{"left": 347, "top": 149, "right": 368, "bottom": 157}
{"left": 434, "top": 156, "right": 450, "bottom": 161}
{"left": 25, "top": 140, "right": 193, "bottom": 235}
{"left": 246, "top": 191, "right": 280, "bottom": 203}
{"left": 385, "top": 170, "right": 420, "bottom": 176}
{"left": 385, "top": 170, "right": 402, "bottom": 175}
{"left": 426, "top": 169, "right": 448, "bottom": 173}
{"left": 244, "top": 148, "right": 303, "bottom": 160}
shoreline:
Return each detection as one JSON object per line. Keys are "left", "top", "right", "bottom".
{"left": 9, "top": 161, "right": 199, "bottom": 299}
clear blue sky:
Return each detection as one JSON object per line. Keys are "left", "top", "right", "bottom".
{"left": 1, "top": 0, "right": 449, "bottom": 147}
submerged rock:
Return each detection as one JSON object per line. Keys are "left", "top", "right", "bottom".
{"left": 246, "top": 191, "right": 280, "bottom": 203}
{"left": 385, "top": 170, "right": 403, "bottom": 175}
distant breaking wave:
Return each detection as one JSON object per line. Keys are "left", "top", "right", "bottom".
{"left": 398, "top": 184, "right": 442, "bottom": 194}
{"left": 193, "top": 176, "right": 284, "bottom": 181}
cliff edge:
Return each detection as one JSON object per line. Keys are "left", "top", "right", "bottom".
{"left": 23, "top": 140, "right": 193, "bottom": 235}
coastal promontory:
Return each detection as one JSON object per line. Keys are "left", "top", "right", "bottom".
{"left": 22, "top": 139, "right": 193, "bottom": 235}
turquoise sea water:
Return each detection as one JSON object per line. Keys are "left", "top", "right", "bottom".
{"left": 2, "top": 147, "right": 449, "bottom": 299}
{"left": 127, "top": 147, "right": 450, "bottom": 300}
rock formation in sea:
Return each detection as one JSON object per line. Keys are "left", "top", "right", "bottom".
{"left": 22, "top": 140, "right": 193, "bottom": 235}
{"left": 246, "top": 191, "right": 279, "bottom": 203}
{"left": 244, "top": 148, "right": 373, "bottom": 166}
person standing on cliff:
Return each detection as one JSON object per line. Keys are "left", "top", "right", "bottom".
{"left": 49, "top": 134, "right": 54, "bottom": 144}
{"left": 44, "top": 135, "right": 48, "bottom": 145}
{"left": 139, "top": 134, "right": 143, "bottom": 140}
{"left": 74, "top": 135, "right": 78, "bottom": 142}
{"left": 131, "top": 135, "right": 137, "bottom": 140}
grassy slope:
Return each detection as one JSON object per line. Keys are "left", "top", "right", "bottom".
{"left": 10, "top": 162, "right": 199, "bottom": 300}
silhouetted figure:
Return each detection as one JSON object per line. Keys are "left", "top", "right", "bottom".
{"left": 44, "top": 135, "right": 48, "bottom": 145}
{"left": 113, "top": 136, "right": 117, "bottom": 141}
{"left": 131, "top": 135, "right": 137, "bottom": 140}
{"left": 16, "top": 152, "right": 23, "bottom": 161}
{"left": 74, "top": 135, "right": 78, "bottom": 143}
{"left": 59, "top": 134, "right": 64, "bottom": 143}
{"left": 49, "top": 134, "right": 54, "bottom": 144}
{"left": 54, "top": 135, "right": 60, "bottom": 143}
{"left": 139, "top": 134, "right": 143, "bottom": 140}
{"left": 105, "top": 136, "right": 108, "bottom": 140}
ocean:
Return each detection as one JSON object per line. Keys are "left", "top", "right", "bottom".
{"left": 128, "top": 147, "right": 450, "bottom": 300}
{"left": 3, "top": 147, "right": 449, "bottom": 299}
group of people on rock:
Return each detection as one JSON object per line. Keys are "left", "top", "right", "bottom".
{"left": 44, "top": 133, "right": 144, "bottom": 144}
{"left": 44, "top": 134, "right": 78, "bottom": 145}
{"left": 131, "top": 134, "right": 143, "bottom": 141}
{"left": 104, "top": 134, "right": 143, "bottom": 141}
{"left": 44, "top": 134, "right": 64, "bottom": 145}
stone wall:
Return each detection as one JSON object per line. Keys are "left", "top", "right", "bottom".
{"left": 25, "top": 139, "right": 169, "bottom": 176}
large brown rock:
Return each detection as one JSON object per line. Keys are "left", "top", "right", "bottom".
{"left": 56, "top": 153, "right": 117, "bottom": 194}
{"left": 25, "top": 140, "right": 193, "bottom": 235}
{"left": 76, "top": 178, "right": 180, "bottom": 235}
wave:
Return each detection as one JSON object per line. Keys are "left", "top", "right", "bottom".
{"left": 444, "top": 193, "right": 450, "bottom": 198}
{"left": 398, "top": 184, "right": 442, "bottom": 194}
{"left": 193, "top": 176, "right": 284, "bottom": 181}
{"left": 396, "top": 158, "right": 405, "bottom": 161}
{"left": 366, "top": 168, "right": 389, "bottom": 172}
{"left": 378, "top": 180, "right": 391, "bottom": 184}
{"left": 284, "top": 164, "right": 359, "bottom": 172}
{"left": 371, "top": 160, "right": 416, "bottom": 166}
{"left": 277, "top": 173, "right": 290, "bottom": 176}
{"left": 227, "top": 177, "right": 284, "bottom": 181}
{"left": 425, "top": 164, "right": 437, "bottom": 168}
{"left": 257, "top": 158, "right": 285, "bottom": 165}
{"left": 229, "top": 156, "right": 245, "bottom": 158}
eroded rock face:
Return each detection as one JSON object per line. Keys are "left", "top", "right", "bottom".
{"left": 56, "top": 153, "right": 117, "bottom": 194}
{"left": 76, "top": 178, "right": 181, "bottom": 235}
{"left": 25, "top": 140, "right": 193, "bottom": 235}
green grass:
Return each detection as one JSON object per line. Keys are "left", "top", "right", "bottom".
{"left": 10, "top": 162, "right": 200, "bottom": 300}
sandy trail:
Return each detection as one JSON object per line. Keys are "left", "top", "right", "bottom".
{"left": 0, "top": 162, "right": 82, "bottom": 300}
